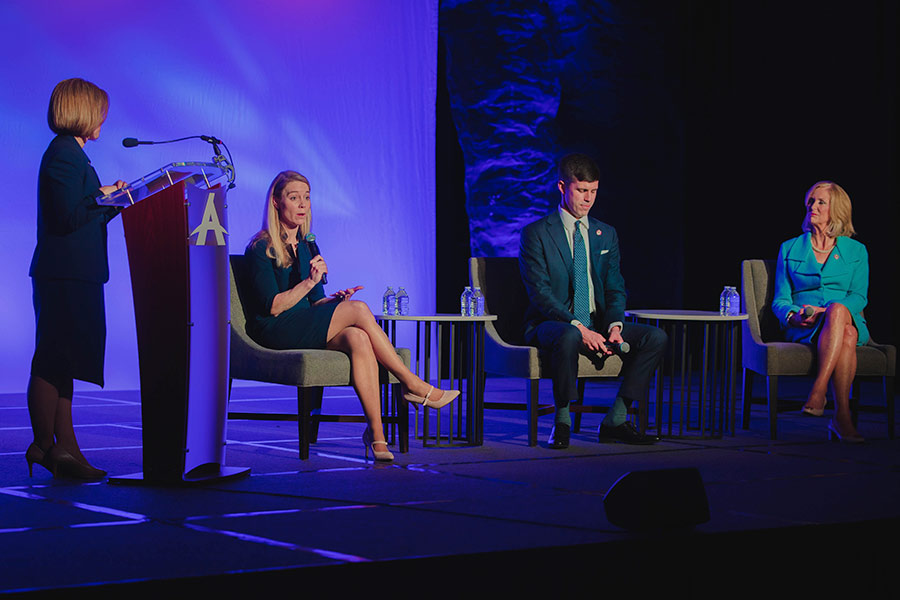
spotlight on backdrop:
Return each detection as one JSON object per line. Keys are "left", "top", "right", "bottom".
{"left": 603, "top": 468, "right": 710, "bottom": 531}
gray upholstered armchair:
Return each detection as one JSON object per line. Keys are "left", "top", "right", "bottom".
{"left": 469, "top": 257, "right": 626, "bottom": 446}
{"left": 741, "top": 259, "right": 895, "bottom": 439}
{"left": 228, "top": 254, "right": 410, "bottom": 459}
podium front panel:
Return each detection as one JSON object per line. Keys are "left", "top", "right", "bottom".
{"left": 183, "top": 185, "right": 230, "bottom": 475}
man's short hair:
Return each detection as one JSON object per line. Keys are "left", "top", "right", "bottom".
{"left": 558, "top": 153, "right": 600, "bottom": 184}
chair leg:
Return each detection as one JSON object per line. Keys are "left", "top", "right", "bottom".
{"left": 850, "top": 379, "right": 859, "bottom": 427}
{"left": 886, "top": 376, "right": 895, "bottom": 440}
{"left": 307, "top": 387, "right": 324, "bottom": 443}
{"left": 742, "top": 369, "right": 753, "bottom": 429}
{"left": 527, "top": 380, "right": 539, "bottom": 447}
{"left": 766, "top": 376, "right": 778, "bottom": 440}
{"left": 298, "top": 387, "right": 311, "bottom": 460}
{"left": 572, "top": 379, "right": 585, "bottom": 433}
{"left": 395, "top": 383, "right": 409, "bottom": 453}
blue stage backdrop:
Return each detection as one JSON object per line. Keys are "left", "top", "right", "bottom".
{"left": 0, "top": 0, "right": 437, "bottom": 393}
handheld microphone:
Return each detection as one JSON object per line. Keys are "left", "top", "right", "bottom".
{"left": 606, "top": 341, "right": 630, "bottom": 355}
{"left": 802, "top": 306, "right": 815, "bottom": 319}
{"left": 305, "top": 233, "right": 327, "bottom": 285}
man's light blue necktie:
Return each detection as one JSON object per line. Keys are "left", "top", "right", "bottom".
{"left": 572, "top": 220, "right": 591, "bottom": 328}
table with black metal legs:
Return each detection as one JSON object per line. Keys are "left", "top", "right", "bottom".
{"left": 377, "top": 314, "right": 496, "bottom": 446}
{"left": 625, "top": 309, "right": 748, "bottom": 438}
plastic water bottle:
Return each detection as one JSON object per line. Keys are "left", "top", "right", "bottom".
{"left": 460, "top": 286, "right": 473, "bottom": 316}
{"left": 727, "top": 286, "right": 740, "bottom": 316}
{"left": 472, "top": 287, "right": 485, "bottom": 316}
{"left": 720, "top": 286, "right": 740, "bottom": 316}
{"left": 396, "top": 287, "right": 409, "bottom": 316}
{"left": 382, "top": 286, "right": 396, "bottom": 315}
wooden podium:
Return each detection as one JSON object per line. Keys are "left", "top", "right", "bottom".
{"left": 100, "top": 163, "right": 249, "bottom": 485}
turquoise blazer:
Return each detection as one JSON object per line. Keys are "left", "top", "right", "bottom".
{"left": 772, "top": 233, "right": 869, "bottom": 345}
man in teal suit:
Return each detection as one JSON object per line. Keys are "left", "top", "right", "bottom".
{"left": 518, "top": 154, "right": 666, "bottom": 448}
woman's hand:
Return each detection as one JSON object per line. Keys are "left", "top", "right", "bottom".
{"left": 308, "top": 255, "right": 328, "bottom": 284}
{"left": 329, "top": 286, "right": 364, "bottom": 302}
{"left": 98, "top": 180, "right": 127, "bottom": 196}
{"left": 789, "top": 305, "right": 824, "bottom": 328}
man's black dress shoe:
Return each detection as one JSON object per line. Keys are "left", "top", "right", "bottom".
{"left": 598, "top": 421, "right": 659, "bottom": 445}
{"left": 548, "top": 423, "right": 570, "bottom": 449}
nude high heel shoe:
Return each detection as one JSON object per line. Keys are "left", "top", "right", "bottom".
{"left": 827, "top": 420, "right": 864, "bottom": 444}
{"left": 362, "top": 427, "right": 394, "bottom": 462}
{"left": 403, "top": 385, "right": 459, "bottom": 409}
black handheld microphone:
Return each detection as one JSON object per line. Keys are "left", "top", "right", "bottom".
{"left": 606, "top": 341, "right": 630, "bottom": 355}
{"left": 801, "top": 306, "right": 816, "bottom": 319}
{"left": 305, "top": 233, "right": 327, "bottom": 285}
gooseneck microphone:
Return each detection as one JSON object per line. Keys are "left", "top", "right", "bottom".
{"left": 121, "top": 134, "right": 237, "bottom": 189}
{"left": 305, "top": 233, "right": 327, "bottom": 285}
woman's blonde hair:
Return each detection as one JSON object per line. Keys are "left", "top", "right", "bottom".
{"left": 249, "top": 170, "right": 311, "bottom": 268}
{"left": 47, "top": 78, "right": 109, "bottom": 137}
{"left": 802, "top": 181, "right": 856, "bottom": 238}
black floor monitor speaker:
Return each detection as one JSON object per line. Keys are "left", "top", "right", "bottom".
{"left": 603, "top": 467, "right": 710, "bottom": 531}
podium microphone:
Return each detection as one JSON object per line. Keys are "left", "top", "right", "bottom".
{"left": 122, "top": 137, "right": 151, "bottom": 147}
{"left": 305, "top": 233, "right": 327, "bottom": 285}
{"left": 121, "top": 134, "right": 237, "bottom": 189}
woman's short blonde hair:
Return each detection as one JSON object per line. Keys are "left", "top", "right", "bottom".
{"left": 47, "top": 78, "right": 109, "bottom": 137}
{"left": 249, "top": 170, "right": 312, "bottom": 268}
{"left": 802, "top": 181, "right": 856, "bottom": 238}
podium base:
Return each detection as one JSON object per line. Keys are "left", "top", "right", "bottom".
{"left": 108, "top": 465, "right": 251, "bottom": 486}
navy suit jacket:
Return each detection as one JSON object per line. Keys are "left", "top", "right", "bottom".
{"left": 519, "top": 211, "right": 626, "bottom": 337}
{"left": 29, "top": 135, "right": 119, "bottom": 283}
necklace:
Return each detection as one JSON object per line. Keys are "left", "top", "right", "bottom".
{"left": 810, "top": 237, "right": 834, "bottom": 253}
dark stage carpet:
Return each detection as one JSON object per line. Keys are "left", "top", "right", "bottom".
{"left": 1, "top": 378, "right": 897, "bottom": 597}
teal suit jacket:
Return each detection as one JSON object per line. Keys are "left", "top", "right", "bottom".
{"left": 772, "top": 232, "right": 869, "bottom": 345}
{"left": 519, "top": 211, "right": 626, "bottom": 336}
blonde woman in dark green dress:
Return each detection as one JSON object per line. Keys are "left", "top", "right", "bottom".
{"left": 244, "top": 170, "right": 458, "bottom": 461}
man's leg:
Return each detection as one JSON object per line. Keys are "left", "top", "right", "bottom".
{"left": 599, "top": 323, "right": 666, "bottom": 443}
{"left": 525, "top": 321, "right": 581, "bottom": 447}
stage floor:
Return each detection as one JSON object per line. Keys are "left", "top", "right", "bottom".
{"left": 1, "top": 377, "right": 897, "bottom": 596}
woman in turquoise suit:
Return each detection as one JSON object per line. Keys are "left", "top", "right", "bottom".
{"left": 772, "top": 181, "right": 868, "bottom": 443}
{"left": 244, "top": 170, "right": 457, "bottom": 462}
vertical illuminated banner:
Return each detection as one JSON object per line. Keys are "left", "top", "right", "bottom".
{"left": 185, "top": 185, "right": 231, "bottom": 477}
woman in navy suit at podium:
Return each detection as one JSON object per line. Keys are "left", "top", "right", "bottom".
{"left": 26, "top": 79, "right": 126, "bottom": 478}
{"left": 771, "top": 181, "right": 869, "bottom": 443}
{"left": 244, "top": 170, "right": 457, "bottom": 462}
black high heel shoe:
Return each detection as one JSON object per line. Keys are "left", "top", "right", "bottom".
{"left": 26, "top": 443, "right": 51, "bottom": 477}
{"left": 45, "top": 446, "right": 107, "bottom": 479}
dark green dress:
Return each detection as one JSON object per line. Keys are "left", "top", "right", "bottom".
{"left": 243, "top": 238, "right": 338, "bottom": 349}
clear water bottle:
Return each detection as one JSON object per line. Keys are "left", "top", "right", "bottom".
{"left": 396, "top": 287, "right": 409, "bottom": 316}
{"left": 472, "top": 287, "right": 485, "bottom": 316}
{"left": 460, "top": 286, "right": 473, "bottom": 316}
{"left": 727, "top": 286, "right": 740, "bottom": 316}
{"left": 382, "top": 286, "right": 396, "bottom": 315}
{"left": 720, "top": 286, "right": 740, "bottom": 316}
